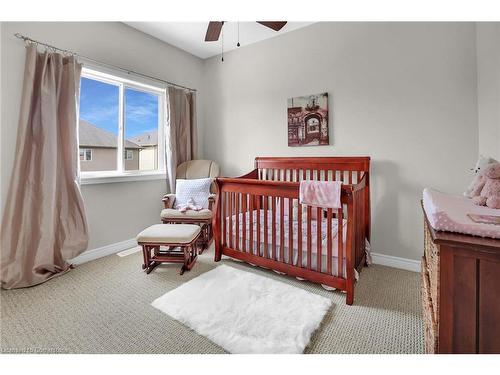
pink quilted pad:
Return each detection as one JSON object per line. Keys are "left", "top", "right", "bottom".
{"left": 423, "top": 188, "right": 500, "bottom": 239}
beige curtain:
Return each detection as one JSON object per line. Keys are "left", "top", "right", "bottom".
{"left": 166, "top": 86, "right": 198, "bottom": 192}
{"left": 0, "top": 45, "right": 88, "bottom": 289}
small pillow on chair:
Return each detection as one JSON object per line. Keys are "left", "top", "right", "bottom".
{"left": 175, "top": 178, "right": 212, "bottom": 209}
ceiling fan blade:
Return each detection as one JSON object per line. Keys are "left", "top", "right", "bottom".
{"left": 205, "top": 21, "right": 224, "bottom": 41}
{"left": 257, "top": 21, "right": 287, "bottom": 31}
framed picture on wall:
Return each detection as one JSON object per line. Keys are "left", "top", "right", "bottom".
{"left": 287, "top": 92, "right": 329, "bottom": 147}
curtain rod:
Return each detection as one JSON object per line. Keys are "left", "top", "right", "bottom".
{"left": 14, "top": 33, "right": 197, "bottom": 92}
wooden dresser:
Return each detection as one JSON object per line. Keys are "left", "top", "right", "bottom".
{"left": 422, "top": 207, "right": 500, "bottom": 353}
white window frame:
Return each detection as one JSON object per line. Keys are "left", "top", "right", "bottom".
{"left": 80, "top": 148, "right": 92, "bottom": 162}
{"left": 79, "top": 66, "right": 166, "bottom": 185}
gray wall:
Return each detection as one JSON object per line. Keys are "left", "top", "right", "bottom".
{"left": 0, "top": 22, "right": 490, "bottom": 262}
{"left": 476, "top": 22, "right": 500, "bottom": 160}
{"left": 201, "top": 22, "right": 479, "bottom": 262}
{"left": 0, "top": 22, "right": 204, "bottom": 250}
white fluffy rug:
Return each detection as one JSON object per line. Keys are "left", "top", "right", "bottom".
{"left": 151, "top": 265, "right": 332, "bottom": 353}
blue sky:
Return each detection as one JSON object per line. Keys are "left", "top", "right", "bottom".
{"left": 79, "top": 77, "right": 159, "bottom": 139}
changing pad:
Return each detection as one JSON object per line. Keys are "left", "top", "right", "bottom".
{"left": 423, "top": 188, "right": 500, "bottom": 239}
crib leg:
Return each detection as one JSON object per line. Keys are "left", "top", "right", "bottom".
{"left": 214, "top": 242, "right": 222, "bottom": 262}
{"left": 346, "top": 278, "right": 354, "bottom": 305}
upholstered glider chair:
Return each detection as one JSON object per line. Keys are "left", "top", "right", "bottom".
{"left": 161, "top": 160, "right": 220, "bottom": 252}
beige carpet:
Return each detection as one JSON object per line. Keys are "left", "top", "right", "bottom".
{"left": 0, "top": 246, "right": 423, "bottom": 354}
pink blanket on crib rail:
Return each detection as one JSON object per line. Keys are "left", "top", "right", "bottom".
{"left": 299, "top": 181, "right": 342, "bottom": 209}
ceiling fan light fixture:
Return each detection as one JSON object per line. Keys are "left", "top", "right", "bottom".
{"left": 204, "top": 21, "right": 288, "bottom": 62}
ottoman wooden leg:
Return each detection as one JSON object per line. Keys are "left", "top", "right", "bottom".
{"left": 146, "top": 261, "right": 160, "bottom": 274}
{"left": 180, "top": 243, "right": 198, "bottom": 275}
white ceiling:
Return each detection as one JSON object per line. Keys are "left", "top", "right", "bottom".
{"left": 125, "top": 22, "right": 314, "bottom": 59}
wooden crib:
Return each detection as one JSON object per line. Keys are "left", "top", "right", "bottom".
{"left": 212, "top": 157, "right": 371, "bottom": 305}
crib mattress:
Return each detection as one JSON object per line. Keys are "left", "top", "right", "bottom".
{"left": 225, "top": 210, "right": 348, "bottom": 276}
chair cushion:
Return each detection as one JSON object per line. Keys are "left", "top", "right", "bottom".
{"left": 175, "top": 178, "right": 212, "bottom": 209}
{"left": 137, "top": 224, "right": 201, "bottom": 244}
{"left": 161, "top": 208, "right": 213, "bottom": 220}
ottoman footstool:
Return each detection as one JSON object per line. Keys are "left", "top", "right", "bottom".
{"left": 136, "top": 224, "right": 201, "bottom": 275}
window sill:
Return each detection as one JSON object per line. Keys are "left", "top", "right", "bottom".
{"left": 80, "top": 171, "right": 166, "bottom": 185}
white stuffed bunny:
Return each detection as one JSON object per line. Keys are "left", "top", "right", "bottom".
{"left": 464, "top": 155, "right": 498, "bottom": 198}
{"left": 177, "top": 198, "right": 203, "bottom": 212}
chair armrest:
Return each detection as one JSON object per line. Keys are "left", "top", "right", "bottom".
{"left": 208, "top": 194, "right": 216, "bottom": 210}
{"left": 162, "top": 194, "right": 176, "bottom": 209}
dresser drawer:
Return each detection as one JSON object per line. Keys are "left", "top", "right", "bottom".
{"left": 421, "top": 256, "right": 438, "bottom": 354}
{"left": 424, "top": 221, "right": 439, "bottom": 319}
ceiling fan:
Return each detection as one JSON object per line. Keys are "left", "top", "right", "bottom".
{"left": 204, "top": 21, "right": 287, "bottom": 42}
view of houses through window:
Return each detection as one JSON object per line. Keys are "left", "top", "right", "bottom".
{"left": 124, "top": 87, "right": 159, "bottom": 171}
{"left": 78, "top": 70, "right": 162, "bottom": 175}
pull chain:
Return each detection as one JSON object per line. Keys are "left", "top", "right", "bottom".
{"left": 237, "top": 22, "right": 240, "bottom": 47}
{"left": 221, "top": 26, "right": 224, "bottom": 62}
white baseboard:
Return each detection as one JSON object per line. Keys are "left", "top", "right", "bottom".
{"left": 70, "top": 238, "right": 421, "bottom": 273}
{"left": 70, "top": 238, "right": 136, "bottom": 265}
{"left": 371, "top": 252, "right": 420, "bottom": 273}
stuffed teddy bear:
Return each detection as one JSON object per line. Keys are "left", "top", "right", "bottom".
{"left": 464, "top": 155, "right": 497, "bottom": 198}
{"left": 470, "top": 162, "right": 500, "bottom": 209}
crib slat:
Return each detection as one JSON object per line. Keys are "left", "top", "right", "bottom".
{"left": 263, "top": 196, "right": 268, "bottom": 259}
{"left": 327, "top": 208, "right": 333, "bottom": 275}
{"left": 307, "top": 206, "right": 312, "bottom": 269}
{"left": 317, "top": 207, "right": 322, "bottom": 272}
{"left": 223, "top": 191, "right": 227, "bottom": 247}
{"left": 338, "top": 208, "right": 344, "bottom": 278}
{"left": 249, "top": 195, "right": 254, "bottom": 255}
{"left": 256, "top": 196, "right": 261, "bottom": 256}
{"left": 288, "top": 198, "right": 293, "bottom": 265}
{"left": 272, "top": 197, "right": 277, "bottom": 260}
{"left": 280, "top": 197, "right": 285, "bottom": 262}
{"left": 229, "top": 192, "right": 233, "bottom": 249}
{"left": 235, "top": 193, "right": 240, "bottom": 250}
{"left": 297, "top": 203, "right": 303, "bottom": 267}
{"left": 242, "top": 193, "right": 247, "bottom": 252}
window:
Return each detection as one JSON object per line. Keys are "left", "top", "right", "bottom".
{"left": 79, "top": 148, "right": 92, "bottom": 161}
{"left": 124, "top": 87, "right": 159, "bottom": 171}
{"left": 78, "top": 67, "right": 166, "bottom": 183}
{"left": 124, "top": 149, "right": 134, "bottom": 160}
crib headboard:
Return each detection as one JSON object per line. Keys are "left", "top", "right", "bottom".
{"left": 255, "top": 156, "right": 369, "bottom": 183}
{"left": 253, "top": 156, "right": 371, "bottom": 241}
